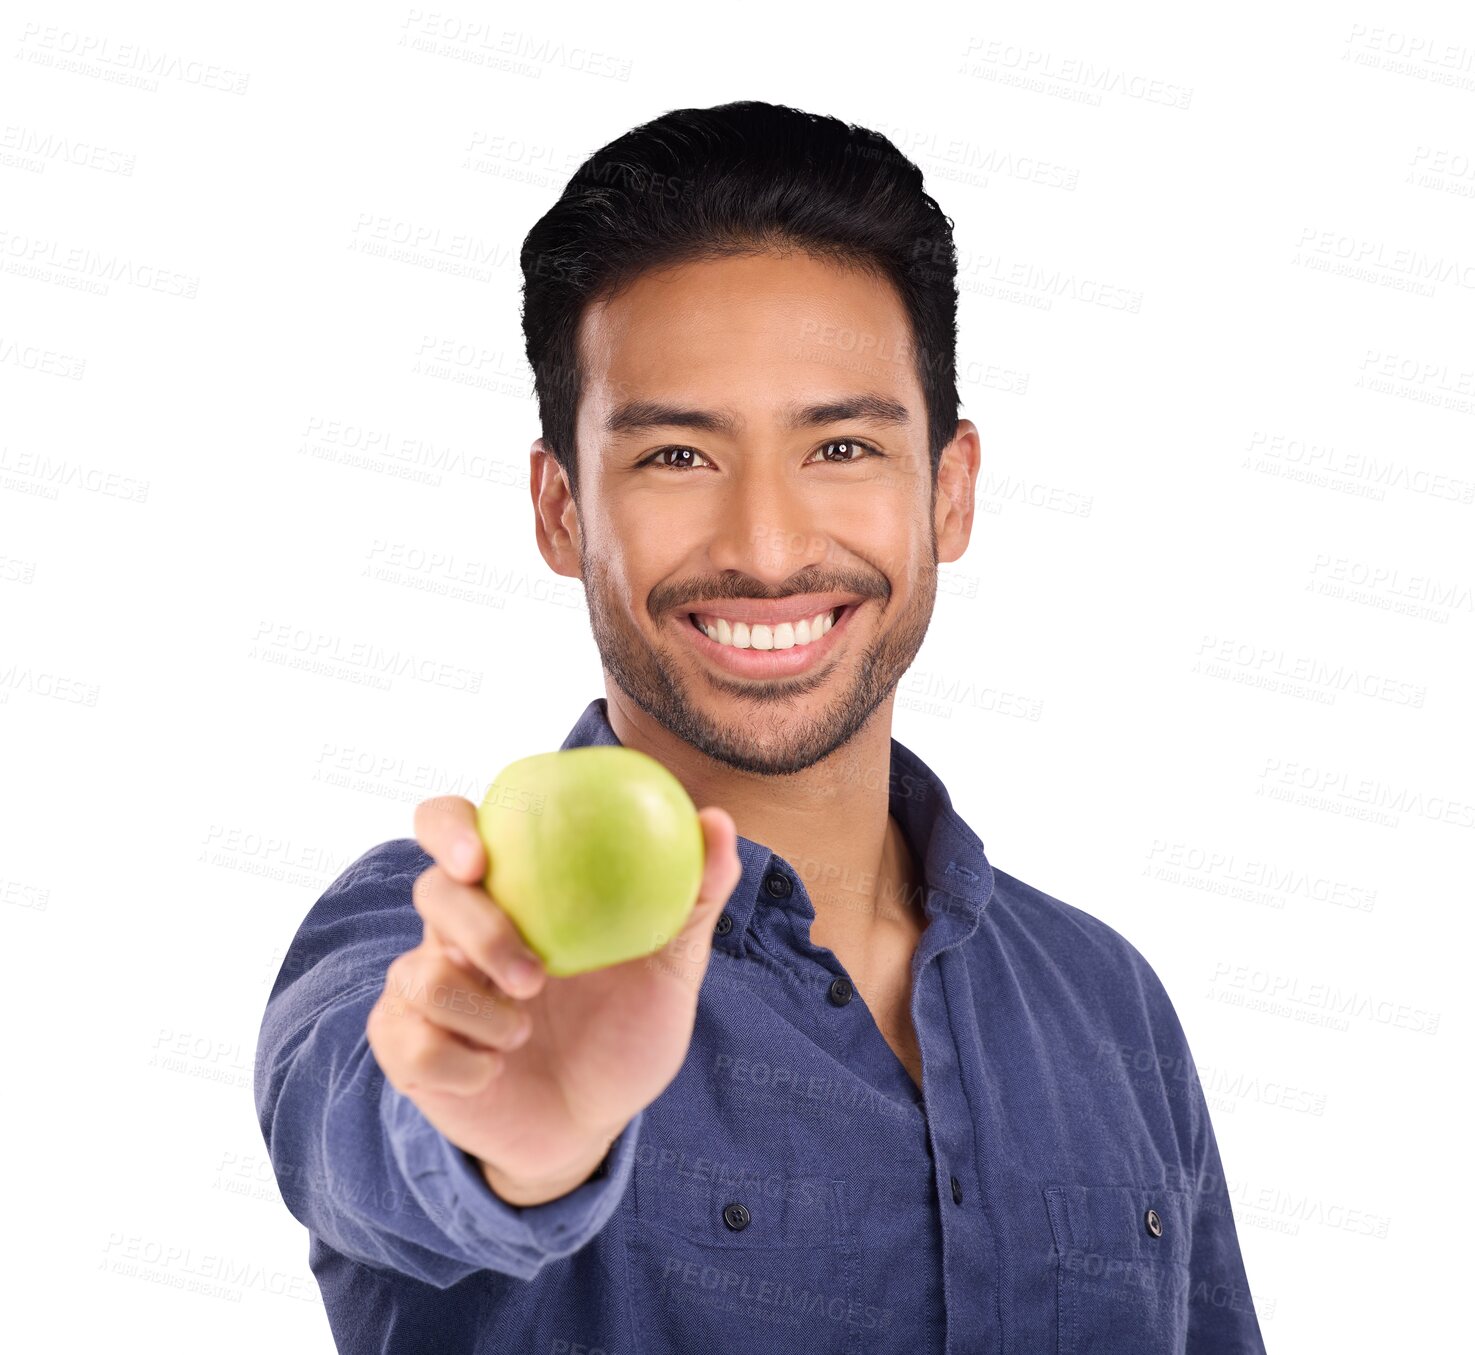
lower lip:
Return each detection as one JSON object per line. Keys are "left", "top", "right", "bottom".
{"left": 677, "top": 604, "right": 861, "bottom": 679}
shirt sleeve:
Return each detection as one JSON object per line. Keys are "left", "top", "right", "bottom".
{"left": 1183, "top": 1098, "right": 1268, "bottom": 1354}
{"left": 1107, "top": 925, "right": 1269, "bottom": 1353}
{"left": 1142, "top": 973, "right": 1268, "bottom": 1353}
{"left": 252, "top": 840, "right": 642, "bottom": 1287}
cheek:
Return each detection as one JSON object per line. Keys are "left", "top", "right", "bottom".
{"left": 595, "top": 511, "right": 695, "bottom": 616}
{"left": 846, "top": 506, "right": 919, "bottom": 578}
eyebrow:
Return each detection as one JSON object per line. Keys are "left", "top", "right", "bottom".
{"left": 603, "top": 393, "right": 912, "bottom": 438}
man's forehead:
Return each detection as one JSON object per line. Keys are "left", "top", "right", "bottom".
{"left": 578, "top": 255, "right": 911, "bottom": 356}
{"left": 574, "top": 261, "right": 921, "bottom": 436}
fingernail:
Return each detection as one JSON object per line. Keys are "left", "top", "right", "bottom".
{"left": 445, "top": 945, "right": 469, "bottom": 968}
{"left": 507, "top": 954, "right": 541, "bottom": 990}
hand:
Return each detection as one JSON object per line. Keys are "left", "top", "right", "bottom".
{"left": 366, "top": 793, "right": 743, "bottom": 1204}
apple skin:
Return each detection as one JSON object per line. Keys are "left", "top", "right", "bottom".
{"left": 475, "top": 747, "right": 706, "bottom": 977}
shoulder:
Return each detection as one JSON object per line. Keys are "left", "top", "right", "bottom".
{"left": 306, "top": 836, "right": 437, "bottom": 943}
{"left": 979, "top": 864, "right": 1189, "bottom": 1044}
{"left": 263, "top": 838, "right": 434, "bottom": 1006}
{"left": 323, "top": 837, "right": 435, "bottom": 903}
{"left": 984, "top": 864, "right": 1157, "bottom": 967}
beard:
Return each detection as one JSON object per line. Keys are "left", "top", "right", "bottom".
{"left": 577, "top": 517, "right": 939, "bottom": 778}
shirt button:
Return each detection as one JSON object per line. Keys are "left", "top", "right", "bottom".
{"left": 714, "top": 912, "right": 733, "bottom": 936}
{"left": 1145, "top": 1207, "right": 1163, "bottom": 1238}
{"left": 827, "top": 976, "right": 853, "bottom": 1006}
{"left": 763, "top": 870, "right": 792, "bottom": 899}
{"left": 950, "top": 1175, "right": 963, "bottom": 1205}
{"left": 722, "top": 1202, "right": 751, "bottom": 1232}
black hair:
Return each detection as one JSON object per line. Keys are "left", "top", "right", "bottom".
{"left": 518, "top": 100, "right": 960, "bottom": 503}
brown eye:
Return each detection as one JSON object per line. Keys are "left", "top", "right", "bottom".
{"left": 815, "top": 439, "right": 880, "bottom": 462}
{"left": 640, "top": 446, "right": 711, "bottom": 471}
{"left": 639, "top": 439, "right": 881, "bottom": 471}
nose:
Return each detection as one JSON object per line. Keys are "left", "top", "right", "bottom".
{"left": 701, "top": 458, "right": 838, "bottom": 590}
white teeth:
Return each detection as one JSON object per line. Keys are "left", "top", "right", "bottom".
{"left": 696, "top": 608, "right": 838, "bottom": 650}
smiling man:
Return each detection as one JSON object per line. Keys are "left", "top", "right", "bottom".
{"left": 255, "top": 101, "right": 1267, "bottom": 1354}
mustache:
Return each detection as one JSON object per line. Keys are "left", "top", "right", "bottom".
{"left": 652, "top": 577, "right": 887, "bottom": 611}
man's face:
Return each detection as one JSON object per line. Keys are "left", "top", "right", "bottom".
{"left": 567, "top": 250, "right": 946, "bottom": 777}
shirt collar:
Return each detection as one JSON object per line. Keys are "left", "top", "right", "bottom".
{"left": 559, "top": 697, "right": 995, "bottom": 956}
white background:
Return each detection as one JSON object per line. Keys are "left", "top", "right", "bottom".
{"left": 2, "top": 1, "right": 1471, "bottom": 1349}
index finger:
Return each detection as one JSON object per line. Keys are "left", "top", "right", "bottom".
{"left": 414, "top": 795, "right": 484, "bottom": 884}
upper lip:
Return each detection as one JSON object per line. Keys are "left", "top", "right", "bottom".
{"left": 682, "top": 593, "right": 866, "bottom": 626}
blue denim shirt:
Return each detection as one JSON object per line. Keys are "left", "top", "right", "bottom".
{"left": 255, "top": 697, "right": 1267, "bottom": 1353}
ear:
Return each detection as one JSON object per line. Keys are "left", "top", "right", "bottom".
{"left": 530, "top": 438, "right": 582, "bottom": 580}
{"left": 934, "top": 420, "right": 980, "bottom": 565}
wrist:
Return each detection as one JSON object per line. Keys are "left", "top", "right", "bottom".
{"left": 478, "top": 1130, "right": 620, "bottom": 1207}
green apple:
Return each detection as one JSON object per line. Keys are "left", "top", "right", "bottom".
{"left": 475, "top": 746, "right": 706, "bottom": 976}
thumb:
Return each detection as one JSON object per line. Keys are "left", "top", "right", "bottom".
{"left": 650, "top": 806, "right": 743, "bottom": 987}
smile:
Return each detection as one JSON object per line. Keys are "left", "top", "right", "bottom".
{"left": 677, "top": 602, "right": 861, "bottom": 678}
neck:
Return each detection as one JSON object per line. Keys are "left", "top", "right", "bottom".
{"left": 602, "top": 686, "right": 921, "bottom": 934}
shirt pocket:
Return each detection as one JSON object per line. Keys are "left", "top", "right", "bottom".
{"left": 1044, "top": 1183, "right": 1193, "bottom": 1354}
{"left": 626, "top": 1169, "right": 867, "bottom": 1355}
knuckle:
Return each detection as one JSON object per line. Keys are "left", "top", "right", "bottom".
{"left": 472, "top": 989, "right": 522, "bottom": 1039}
{"left": 422, "top": 966, "right": 466, "bottom": 1016}
{"left": 433, "top": 954, "right": 482, "bottom": 998}
{"left": 444, "top": 1052, "right": 488, "bottom": 1095}
{"left": 472, "top": 938, "right": 503, "bottom": 979}
{"left": 499, "top": 1010, "right": 532, "bottom": 1049}
{"left": 468, "top": 911, "right": 508, "bottom": 975}
{"left": 403, "top": 1018, "right": 441, "bottom": 1075}
{"left": 468, "top": 1049, "right": 504, "bottom": 1090}
{"left": 429, "top": 960, "right": 520, "bottom": 1035}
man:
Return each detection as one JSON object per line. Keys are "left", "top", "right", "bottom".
{"left": 255, "top": 100, "right": 1267, "bottom": 1353}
